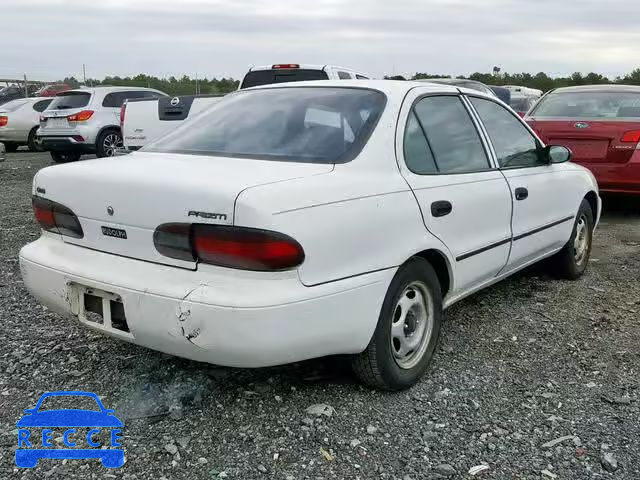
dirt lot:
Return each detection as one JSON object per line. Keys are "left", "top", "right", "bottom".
{"left": 1, "top": 150, "right": 639, "bottom": 479}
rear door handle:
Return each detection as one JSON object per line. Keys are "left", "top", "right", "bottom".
{"left": 515, "top": 187, "right": 528, "bottom": 201}
{"left": 431, "top": 200, "right": 452, "bottom": 217}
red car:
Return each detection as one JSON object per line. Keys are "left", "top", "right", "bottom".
{"left": 33, "top": 83, "right": 72, "bottom": 97}
{"left": 526, "top": 85, "right": 640, "bottom": 194}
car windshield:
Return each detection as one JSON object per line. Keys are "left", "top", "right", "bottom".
{"left": 0, "top": 99, "right": 28, "bottom": 112}
{"left": 241, "top": 69, "right": 329, "bottom": 89}
{"left": 145, "top": 87, "right": 387, "bottom": 163}
{"left": 47, "top": 91, "right": 91, "bottom": 110}
{"left": 37, "top": 395, "right": 101, "bottom": 412}
{"left": 532, "top": 91, "right": 640, "bottom": 118}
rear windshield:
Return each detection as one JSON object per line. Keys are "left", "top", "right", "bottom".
{"left": 531, "top": 91, "right": 640, "bottom": 118}
{"left": 47, "top": 91, "right": 91, "bottom": 110}
{"left": 241, "top": 69, "right": 329, "bottom": 89}
{"left": 145, "top": 87, "right": 386, "bottom": 164}
{"left": 0, "top": 99, "right": 28, "bottom": 112}
{"left": 510, "top": 97, "right": 533, "bottom": 112}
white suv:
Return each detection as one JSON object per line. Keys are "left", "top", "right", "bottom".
{"left": 39, "top": 86, "right": 166, "bottom": 162}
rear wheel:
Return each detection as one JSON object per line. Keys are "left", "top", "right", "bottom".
{"left": 351, "top": 258, "right": 443, "bottom": 390}
{"left": 549, "top": 199, "right": 594, "bottom": 279}
{"left": 3, "top": 142, "right": 19, "bottom": 153}
{"left": 50, "top": 151, "right": 81, "bottom": 163}
{"left": 28, "top": 128, "right": 43, "bottom": 152}
{"left": 96, "top": 129, "right": 123, "bottom": 158}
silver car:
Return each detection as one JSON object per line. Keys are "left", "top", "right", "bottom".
{"left": 39, "top": 86, "right": 166, "bottom": 162}
{"left": 0, "top": 97, "right": 53, "bottom": 152}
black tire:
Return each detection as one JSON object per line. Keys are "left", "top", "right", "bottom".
{"left": 351, "top": 257, "right": 443, "bottom": 391}
{"left": 549, "top": 199, "right": 594, "bottom": 280}
{"left": 3, "top": 142, "right": 19, "bottom": 153}
{"left": 50, "top": 151, "right": 81, "bottom": 163}
{"left": 96, "top": 129, "right": 123, "bottom": 158}
{"left": 27, "top": 128, "right": 43, "bottom": 152}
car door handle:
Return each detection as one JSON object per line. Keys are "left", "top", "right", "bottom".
{"left": 431, "top": 200, "right": 452, "bottom": 217}
{"left": 514, "top": 187, "right": 528, "bottom": 201}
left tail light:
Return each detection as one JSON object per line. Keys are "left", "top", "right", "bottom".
{"left": 0, "top": 116, "right": 7, "bottom": 127}
{"left": 153, "top": 223, "right": 305, "bottom": 271}
{"left": 67, "top": 110, "right": 94, "bottom": 122}
{"left": 32, "top": 196, "right": 84, "bottom": 238}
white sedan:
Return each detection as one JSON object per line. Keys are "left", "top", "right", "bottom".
{"left": 20, "top": 80, "right": 600, "bottom": 390}
{"left": 0, "top": 97, "right": 53, "bottom": 152}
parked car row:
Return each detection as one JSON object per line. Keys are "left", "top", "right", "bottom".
{"left": 20, "top": 79, "right": 601, "bottom": 390}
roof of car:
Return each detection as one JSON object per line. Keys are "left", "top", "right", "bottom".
{"left": 244, "top": 79, "right": 462, "bottom": 96}
{"left": 64, "top": 86, "right": 161, "bottom": 93}
{"left": 551, "top": 84, "right": 640, "bottom": 94}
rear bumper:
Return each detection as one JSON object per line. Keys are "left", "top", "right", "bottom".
{"left": 19, "top": 236, "right": 393, "bottom": 367}
{"left": 0, "top": 127, "right": 27, "bottom": 143}
{"left": 40, "top": 136, "right": 96, "bottom": 154}
{"left": 580, "top": 152, "right": 640, "bottom": 194}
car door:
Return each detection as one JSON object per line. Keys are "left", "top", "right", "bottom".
{"left": 467, "top": 95, "right": 577, "bottom": 272}
{"left": 397, "top": 90, "right": 513, "bottom": 293}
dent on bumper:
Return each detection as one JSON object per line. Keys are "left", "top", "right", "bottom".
{"left": 19, "top": 237, "right": 394, "bottom": 367}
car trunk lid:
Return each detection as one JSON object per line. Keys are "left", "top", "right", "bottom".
{"left": 527, "top": 118, "right": 640, "bottom": 164}
{"left": 33, "top": 152, "right": 333, "bottom": 268}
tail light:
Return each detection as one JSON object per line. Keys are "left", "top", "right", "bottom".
{"left": 39, "top": 115, "right": 46, "bottom": 123}
{"left": 67, "top": 110, "right": 94, "bottom": 122}
{"left": 621, "top": 130, "right": 640, "bottom": 143}
{"left": 0, "top": 116, "right": 7, "bottom": 127}
{"left": 272, "top": 64, "right": 300, "bottom": 69}
{"left": 120, "top": 103, "right": 126, "bottom": 130}
{"left": 154, "top": 223, "right": 305, "bottom": 271}
{"left": 32, "top": 196, "right": 84, "bottom": 238}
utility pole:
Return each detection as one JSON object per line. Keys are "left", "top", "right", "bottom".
{"left": 23, "top": 73, "right": 28, "bottom": 97}
{"left": 195, "top": 72, "right": 199, "bottom": 95}
{"left": 83, "top": 64, "right": 87, "bottom": 86}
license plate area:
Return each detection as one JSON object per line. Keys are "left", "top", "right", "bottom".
{"left": 73, "top": 284, "right": 131, "bottom": 335}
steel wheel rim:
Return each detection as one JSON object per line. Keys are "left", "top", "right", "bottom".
{"left": 573, "top": 214, "right": 589, "bottom": 264}
{"left": 390, "top": 281, "right": 434, "bottom": 369}
{"left": 103, "top": 134, "right": 122, "bottom": 156}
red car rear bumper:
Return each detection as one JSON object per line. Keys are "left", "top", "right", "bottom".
{"left": 575, "top": 150, "right": 640, "bottom": 194}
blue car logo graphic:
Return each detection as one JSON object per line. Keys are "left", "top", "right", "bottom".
{"left": 15, "top": 391, "right": 124, "bottom": 468}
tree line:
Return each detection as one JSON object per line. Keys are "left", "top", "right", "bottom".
{"left": 58, "top": 68, "right": 640, "bottom": 95}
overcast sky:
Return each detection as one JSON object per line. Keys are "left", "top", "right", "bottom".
{"left": 2, "top": 0, "right": 638, "bottom": 82}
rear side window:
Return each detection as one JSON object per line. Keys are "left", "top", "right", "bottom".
{"left": 470, "top": 96, "right": 542, "bottom": 168}
{"left": 47, "top": 91, "right": 91, "bottom": 110}
{"left": 356, "top": 74, "right": 369, "bottom": 80}
{"left": 410, "top": 96, "right": 490, "bottom": 174}
{"left": 33, "top": 99, "right": 52, "bottom": 112}
{"left": 240, "top": 69, "right": 329, "bottom": 89}
{"left": 532, "top": 91, "right": 640, "bottom": 118}
{"left": 146, "top": 87, "right": 386, "bottom": 164}
{"left": 102, "top": 91, "right": 154, "bottom": 107}
{"left": 338, "top": 71, "right": 352, "bottom": 80}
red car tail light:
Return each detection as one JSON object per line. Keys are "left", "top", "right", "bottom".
{"left": 272, "top": 64, "right": 300, "bottom": 69}
{"left": 621, "top": 130, "right": 640, "bottom": 143}
{"left": 120, "top": 103, "right": 126, "bottom": 130}
{"left": 32, "top": 196, "right": 84, "bottom": 238}
{"left": 0, "top": 116, "right": 7, "bottom": 127}
{"left": 154, "top": 223, "right": 305, "bottom": 271}
{"left": 67, "top": 110, "right": 94, "bottom": 122}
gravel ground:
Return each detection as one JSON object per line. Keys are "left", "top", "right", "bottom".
{"left": 1, "top": 150, "right": 639, "bottom": 479}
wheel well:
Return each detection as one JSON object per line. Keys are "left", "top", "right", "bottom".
{"left": 413, "top": 249, "right": 451, "bottom": 297}
{"left": 584, "top": 191, "right": 598, "bottom": 218}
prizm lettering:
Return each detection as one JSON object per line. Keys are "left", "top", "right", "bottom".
{"left": 188, "top": 211, "right": 228, "bottom": 221}
{"left": 36, "top": 187, "right": 46, "bottom": 194}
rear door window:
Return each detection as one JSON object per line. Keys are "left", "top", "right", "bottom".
{"left": 338, "top": 71, "right": 352, "bottom": 80}
{"left": 240, "top": 69, "right": 329, "bottom": 89}
{"left": 531, "top": 91, "right": 640, "bottom": 118}
{"left": 102, "top": 91, "right": 151, "bottom": 107}
{"left": 47, "top": 91, "right": 91, "bottom": 110}
{"left": 412, "top": 96, "right": 491, "bottom": 174}
{"left": 33, "top": 99, "right": 53, "bottom": 112}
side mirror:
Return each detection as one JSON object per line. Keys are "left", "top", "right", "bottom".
{"left": 546, "top": 145, "right": 571, "bottom": 164}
